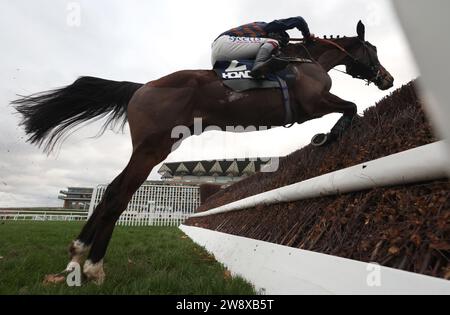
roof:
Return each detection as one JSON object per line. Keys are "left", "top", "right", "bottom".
{"left": 158, "top": 158, "right": 272, "bottom": 178}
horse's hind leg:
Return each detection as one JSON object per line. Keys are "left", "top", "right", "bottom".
{"left": 67, "top": 81, "right": 195, "bottom": 283}
{"left": 82, "top": 137, "right": 173, "bottom": 284}
{"left": 65, "top": 206, "right": 102, "bottom": 271}
{"left": 63, "top": 148, "right": 152, "bottom": 281}
{"left": 65, "top": 181, "right": 116, "bottom": 272}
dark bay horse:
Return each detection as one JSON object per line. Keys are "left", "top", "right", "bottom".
{"left": 13, "top": 21, "right": 393, "bottom": 284}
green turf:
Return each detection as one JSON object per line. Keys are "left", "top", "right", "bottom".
{"left": 0, "top": 221, "right": 255, "bottom": 295}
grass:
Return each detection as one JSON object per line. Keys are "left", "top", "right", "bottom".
{"left": 0, "top": 221, "right": 255, "bottom": 295}
{"left": 0, "top": 208, "right": 77, "bottom": 211}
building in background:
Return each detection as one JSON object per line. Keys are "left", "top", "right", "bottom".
{"left": 81, "top": 158, "right": 275, "bottom": 226}
{"left": 88, "top": 180, "right": 200, "bottom": 226}
{"left": 58, "top": 187, "right": 93, "bottom": 210}
{"left": 158, "top": 158, "right": 272, "bottom": 186}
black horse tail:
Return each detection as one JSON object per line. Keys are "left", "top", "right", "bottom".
{"left": 12, "top": 76, "right": 143, "bottom": 153}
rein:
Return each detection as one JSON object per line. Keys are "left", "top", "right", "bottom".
{"left": 289, "top": 37, "right": 381, "bottom": 85}
{"left": 290, "top": 37, "right": 356, "bottom": 60}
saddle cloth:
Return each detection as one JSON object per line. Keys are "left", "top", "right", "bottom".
{"left": 213, "top": 58, "right": 312, "bottom": 126}
{"left": 213, "top": 58, "right": 312, "bottom": 92}
{"left": 214, "top": 60, "right": 281, "bottom": 92}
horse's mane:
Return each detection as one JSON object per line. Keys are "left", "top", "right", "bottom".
{"left": 282, "top": 36, "right": 358, "bottom": 58}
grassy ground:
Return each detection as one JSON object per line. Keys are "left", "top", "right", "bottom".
{"left": 0, "top": 221, "right": 255, "bottom": 295}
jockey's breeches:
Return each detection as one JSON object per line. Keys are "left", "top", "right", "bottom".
{"left": 211, "top": 35, "right": 279, "bottom": 67}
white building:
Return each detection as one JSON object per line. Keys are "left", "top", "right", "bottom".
{"left": 88, "top": 181, "right": 201, "bottom": 226}
{"left": 88, "top": 158, "right": 272, "bottom": 226}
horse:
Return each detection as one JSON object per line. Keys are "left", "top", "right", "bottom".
{"left": 12, "top": 21, "right": 394, "bottom": 284}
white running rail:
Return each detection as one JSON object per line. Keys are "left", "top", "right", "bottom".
{"left": 180, "top": 225, "right": 450, "bottom": 295}
{"left": 0, "top": 210, "right": 88, "bottom": 222}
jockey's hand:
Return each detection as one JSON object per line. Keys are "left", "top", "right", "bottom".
{"left": 306, "top": 33, "right": 316, "bottom": 42}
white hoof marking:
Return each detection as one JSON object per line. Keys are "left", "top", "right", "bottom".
{"left": 83, "top": 259, "right": 105, "bottom": 285}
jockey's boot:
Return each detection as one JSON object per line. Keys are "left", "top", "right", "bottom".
{"left": 250, "top": 43, "right": 289, "bottom": 78}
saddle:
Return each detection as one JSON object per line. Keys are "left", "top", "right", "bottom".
{"left": 213, "top": 57, "right": 312, "bottom": 126}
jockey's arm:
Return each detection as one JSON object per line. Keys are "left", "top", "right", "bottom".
{"left": 265, "top": 16, "right": 311, "bottom": 38}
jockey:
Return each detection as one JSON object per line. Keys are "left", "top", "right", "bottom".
{"left": 212, "top": 17, "right": 312, "bottom": 78}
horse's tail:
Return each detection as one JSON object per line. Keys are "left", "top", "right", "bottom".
{"left": 12, "top": 76, "right": 143, "bottom": 153}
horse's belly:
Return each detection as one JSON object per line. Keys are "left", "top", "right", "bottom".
{"left": 197, "top": 85, "right": 286, "bottom": 127}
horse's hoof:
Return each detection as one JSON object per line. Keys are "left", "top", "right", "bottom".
{"left": 43, "top": 273, "right": 66, "bottom": 285}
{"left": 311, "top": 133, "right": 329, "bottom": 147}
{"left": 83, "top": 260, "right": 105, "bottom": 285}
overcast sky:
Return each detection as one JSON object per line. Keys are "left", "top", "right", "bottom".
{"left": 0, "top": 0, "right": 418, "bottom": 207}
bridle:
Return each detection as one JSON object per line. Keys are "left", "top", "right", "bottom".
{"left": 292, "top": 37, "right": 383, "bottom": 86}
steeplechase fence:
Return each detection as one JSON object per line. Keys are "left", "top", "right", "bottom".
{"left": 181, "top": 142, "right": 450, "bottom": 294}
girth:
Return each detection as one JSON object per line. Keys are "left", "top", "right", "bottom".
{"left": 213, "top": 58, "right": 312, "bottom": 127}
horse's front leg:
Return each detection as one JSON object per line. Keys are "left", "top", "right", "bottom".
{"left": 311, "top": 92, "right": 357, "bottom": 146}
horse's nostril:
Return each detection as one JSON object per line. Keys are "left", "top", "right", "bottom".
{"left": 388, "top": 78, "right": 394, "bottom": 87}
{"left": 377, "top": 77, "right": 394, "bottom": 90}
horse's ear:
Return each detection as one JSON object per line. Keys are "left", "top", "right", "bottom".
{"left": 357, "top": 20, "right": 365, "bottom": 41}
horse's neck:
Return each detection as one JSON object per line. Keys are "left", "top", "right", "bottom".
{"left": 287, "top": 37, "right": 356, "bottom": 72}
{"left": 316, "top": 48, "right": 348, "bottom": 72}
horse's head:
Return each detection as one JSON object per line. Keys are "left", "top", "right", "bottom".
{"left": 346, "top": 21, "right": 394, "bottom": 90}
